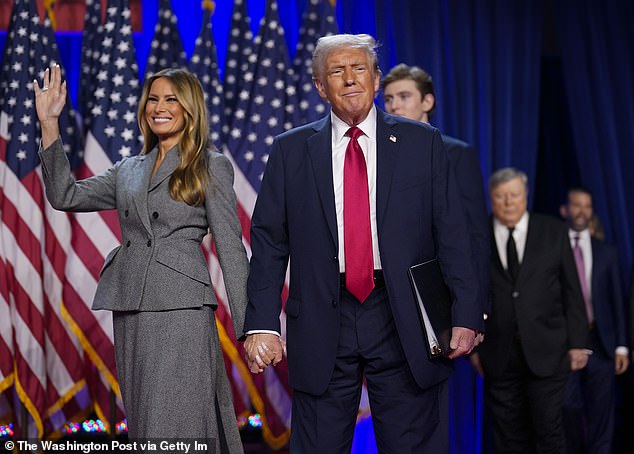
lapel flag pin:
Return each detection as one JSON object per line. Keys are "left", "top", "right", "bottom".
{"left": 389, "top": 135, "right": 397, "bottom": 143}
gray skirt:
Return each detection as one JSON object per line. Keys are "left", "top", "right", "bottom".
{"left": 113, "top": 306, "right": 243, "bottom": 453}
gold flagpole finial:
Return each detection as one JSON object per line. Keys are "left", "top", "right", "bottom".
{"left": 44, "top": 0, "right": 57, "bottom": 30}
{"left": 202, "top": 0, "right": 215, "bottom": 14}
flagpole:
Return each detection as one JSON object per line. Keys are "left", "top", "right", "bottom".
{"left": 21, "top": 402, "right": 28, "bottom": 439}
{"left": 109, "top": 390, "right": 116, "bottom": 437}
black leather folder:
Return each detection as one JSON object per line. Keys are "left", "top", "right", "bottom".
{"left": 407, "top": 258, "right": 453, "bottom": 358}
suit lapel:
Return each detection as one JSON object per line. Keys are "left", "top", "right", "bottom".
{"left": 590, "top": 237, "right": 599, "bottom": 299}
{"left": 515, "top": 215, "right": 538, "bottom": 286}
{"left": 307, "top": 116, "right": 338, "bottom": 247}
{"left": 375, "top": 110, "right": 399, "bottom": 231}
{"left": 131, "top": 150, "right": 155, "bottom": 236}
{"left": 490, "top": 221, "right": 509, "bottom": 280}
{"left": 149, "top": 145, "right": 180, "bottom": 192}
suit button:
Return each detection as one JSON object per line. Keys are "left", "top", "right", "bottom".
{"left": 126, "top": 240, "right": 131, "bottom": 247}
{"left": 333, "top": 256, "right": 338, "bottom": 261}
{"left": 152, "top": 211, "right": 159, "bottom": 219}
{"left": 331, "top": 300, "right": 337, "bottom": 308}
{"left": 124, "top": 209, "right": 129, "bottom": 217}
{"left": 512, "top": 291, "right": 519, "bottom": 298}
{"left": 146, "top": 239, "right": 152, "bottom": 247}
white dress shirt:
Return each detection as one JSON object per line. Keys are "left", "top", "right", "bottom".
{"left": 568, "top": 228, "right": 593, "bottom": 299}
{"left": 493, "top": 212, "right": 529, "bottom": 270}
{"left": 248, "top": 107, "right": 383, "bottom": 337}
{"left": 331, "top": 106, "right": 382, "bottom": 272}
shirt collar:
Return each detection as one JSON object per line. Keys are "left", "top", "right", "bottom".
{"left": 331, "top": 105, "right": 377, "bottom": 144}
{"left": 494, "top": 211, "right": 529, "bottom": 233}
{"left": 569, "top": 228, "right": 591, "bottom": 241}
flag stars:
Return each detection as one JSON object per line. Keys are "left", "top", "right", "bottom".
{"left": 123, "top": 111, "right": 136, "bottom": 123}
{"left": 16, "top": 149, "right": 27, "bottom": 160}
{"left": 121, "top": 129, "right": 135, "bottom": 141}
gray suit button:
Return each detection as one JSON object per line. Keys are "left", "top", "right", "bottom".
{"left": 146, "top": 239, "right": 152, "bottom": 247}
{"left": 331, "top": 300, "right": 337, "bottom": 308}
{"left": 126, "top": 240, "right": 131, "bottom": 247}
{"left": 152, "top": 212, "right": 159, "bottom": 219}
{"left": 512, "top": 291, "right": 519, "bottom": 298}
{"left": 124, "top": 209, "right": 129, "bottom": 217}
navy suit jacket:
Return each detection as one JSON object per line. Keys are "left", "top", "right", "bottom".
{"left": 244, "top": 108, "right": 482, "bottom": 395}
{"left": 442, "top": 135, "right": 490, "bottom": 313}
{"left": 589, "top": 237, "right": 627, "bottom": 357}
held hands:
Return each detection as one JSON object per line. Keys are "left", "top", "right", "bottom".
{"left": 447, "top": 326, "right": 483, "bottom": 359}
{"left": 244, "top": 333, "right": 285, "bottom": 374}
{"left": 33, "top": 64, "right": 66, "bottom": 148}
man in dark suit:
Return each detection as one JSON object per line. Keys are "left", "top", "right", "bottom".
{"left": 380, "top": 63, "right": 490, "bottom": 313}
{"left": 560, "top": 187, "right": 629, "bottom": 453}
{"left": 242, "top": 34, "right": 483, "bottom": 453}
{"left": 471, "top": 167, "right": 589, "bottom": 453}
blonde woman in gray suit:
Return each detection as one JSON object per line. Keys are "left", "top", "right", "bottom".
{"left": 34, "top": 65, "right": 248, "bottom": 453}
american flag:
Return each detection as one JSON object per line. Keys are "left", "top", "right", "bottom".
{"left": 186, "top": 0, "right": 255, "bottom": 425}
{"left": 222, "top": 0, "right": 302, "bottom": 447}
{"left": 0, "top": 0, "right": 91, "bottom": 437}
{"left": 77, "top": 0, "right": 103, "bottom": 136}
{"left": 63, "top": 0, "right": 141, "bottom": 428}
{"left": 293, "top": 0, "right": 338, "bottom": 123}
{"left": 188, "top": 0, "right": 225, "bottom": 147}
{"left": 144, "top": 0, "right": 187, "bottom": 78}
{"left": 226, "top": 0, "right": 299, "bottom": 191}
{"left": 222, "top": 0, "right": 253, "bottom": 138}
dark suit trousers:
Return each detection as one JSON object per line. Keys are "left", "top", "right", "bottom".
{"left": 564, "top": 329, "right": 616, "bottom": 454}
{"left": 290, "top": 283, "right": 448, "bottom": 454}
{"left": 485, "top": 337, "right": 569, "bottom": 454}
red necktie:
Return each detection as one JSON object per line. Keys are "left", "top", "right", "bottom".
{"left": 344, "top": 127, "right": 374, "bottom": 303}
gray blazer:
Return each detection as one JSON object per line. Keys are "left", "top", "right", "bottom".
{"left": 39, "top": 139, "right": 248, "bottom": 338}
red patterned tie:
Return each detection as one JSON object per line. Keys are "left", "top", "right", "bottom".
{"left": 344, "top": 127, "right": 374, "bottom": 303}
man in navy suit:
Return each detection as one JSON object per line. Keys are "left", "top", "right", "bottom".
{"left": 560, "top": 187, "right": 629, "bottom": 453}
{"left": 381, "top": 63, "right": 490, "bottom": 316}
{"left": 242, "top": 34, "right": 483, "bottom": 453}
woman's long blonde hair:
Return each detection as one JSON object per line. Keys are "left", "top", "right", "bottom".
{"left": 138, "top": 68, "right": 211, "bottom": 206}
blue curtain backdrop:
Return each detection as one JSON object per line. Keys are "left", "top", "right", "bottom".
{"left": 1, "top": 1, "right": 633, "bottom": 453}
